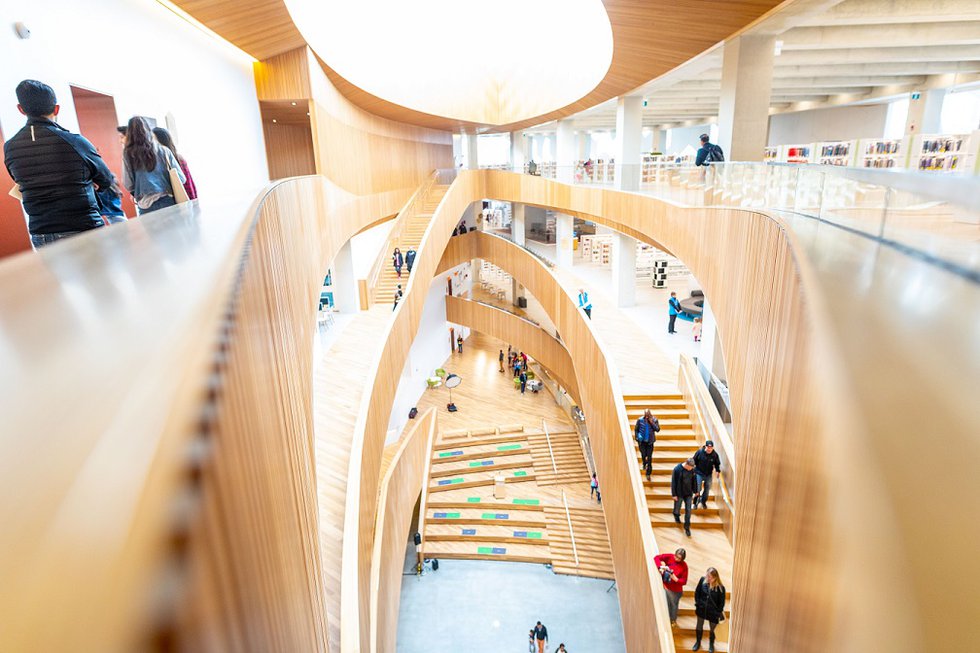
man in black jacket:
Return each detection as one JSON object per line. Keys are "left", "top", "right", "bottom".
{"left": 4, "top": 79, "right": 114, "bottom": 248}
{"left": 692, "top": 441, "right": 722, "bottom": 510}
{"left": 695, "top": 134, "right": 725, "bottom": 167}
{"left": 671, "top": 458, "right": 698, "bottom": 537}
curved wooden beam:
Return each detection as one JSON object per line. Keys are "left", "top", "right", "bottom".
{"left": 443, "top": 295, "right": 581, "bottom": 404}
{"left": 173, "top": 0, "right": 787, "bottom": 132}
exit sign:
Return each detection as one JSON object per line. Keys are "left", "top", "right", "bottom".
{"left": 911, "top": 92, "right": 921, "bottom": 100}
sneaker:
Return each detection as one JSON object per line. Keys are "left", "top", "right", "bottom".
{"left": 673, "top": 514, "right": 681, "bottom": 524}
{"left": 646, "top": 474, "right": 652, "bottom": 482}
{"left": 692, "top": 643, "right": 701, "bottom": 651}
{"left": 685, "top": 528, "right": 692, "bottom": 537}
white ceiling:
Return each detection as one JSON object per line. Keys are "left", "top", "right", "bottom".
{"left": 534, "top": 0, "right": 980, "bottom": 132}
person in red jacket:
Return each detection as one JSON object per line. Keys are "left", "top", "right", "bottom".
{"left": 654, "top": 548, "right": 689, "bottom": 627}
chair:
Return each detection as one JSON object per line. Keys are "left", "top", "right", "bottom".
{"left": 435, "top": 368, "right": 447, "bottom": 378}
{"left": 426, "top": 377, "right": 442, "bottom": 390}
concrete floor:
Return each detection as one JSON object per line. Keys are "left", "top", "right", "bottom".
{"left": 396, "top": 542, "right": 627, "bottom": 653}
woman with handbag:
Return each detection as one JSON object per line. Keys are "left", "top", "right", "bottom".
{"left": 692, "top": 567, "right": 726, "bottom": 652}
{"left": 654, "top": 548, "right": 689, "bottom": 627}
{"left": 153, "top": 127, "right": 197, "bottom": 200}
{"left": 121, "top": 117, "right": 186, "bottom": 215}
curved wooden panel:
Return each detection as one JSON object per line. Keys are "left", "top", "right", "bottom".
{"left": 369, "top": 408, "right": 437, "bottom": 653}
{"left": 444, "top": 295, "right": 580, "bottom": 404}
{"left": 176, "top": 0, "right": 785, "bottom": 132}
{"left": 434, "top": 231, "right": 672, "bottom": 653}
{"left": 0, "top": 177, "right": 408, "bottom": 651}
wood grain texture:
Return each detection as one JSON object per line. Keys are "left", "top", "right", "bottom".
{"left": 172, "top": 0, "right": 307, "bottom": 60}
{"left": 369, "top": 408, "right": 436, "bottom": 653}
{"left": 444, "top": 295, "right": 580, "bottom": 403}
{"left": 255, "top": 48, "right": 453, "bottom": 196}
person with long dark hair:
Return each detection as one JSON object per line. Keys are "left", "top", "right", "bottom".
{"left": 153, "top": 127, "right": 197, "bottom": 200}
{"left": 692, "top": 567, "right": 726, "bottom": 651}
{"left": 121, "top": 117, "right": 185, "bottom": 215}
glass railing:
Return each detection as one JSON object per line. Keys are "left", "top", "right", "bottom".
{"left": 491, "top": 162, "right": 980, "bottom": 278}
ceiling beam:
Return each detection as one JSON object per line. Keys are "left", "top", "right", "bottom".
{"left": 782, "top": 21, "right": 980, "bottom": 50}
{"left": 774, "top": 44, "right": 980, "bottom": 65}
{"left": 795, "top": 0, "right": 980, "bottom": 27}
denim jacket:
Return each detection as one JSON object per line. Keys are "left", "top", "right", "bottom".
{"left": 122, "top": 144, "right": 185, "bottom": 208}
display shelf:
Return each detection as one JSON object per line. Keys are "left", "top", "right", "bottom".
{"left": 859, "top": 138, "right": 905, "bottom": 169}
{"left": 785, "top": 144, "right": 814, "bottom": 164}
{"left": 913, "top": 133, "right": 970, "bottom": 173}
{"left": 764, "top": 146, "right": 779, "bottom": 162}
{"left": 817, "top": 140, "right": 854, "bottom": 167}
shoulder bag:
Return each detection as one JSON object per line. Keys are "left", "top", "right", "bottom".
{"left": 164, "top": 150, "right": 190, "bottom": 204}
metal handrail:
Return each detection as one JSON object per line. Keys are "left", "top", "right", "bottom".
{"left": 561, "top": 489, "right": 580, "bottom": 568}
{"left": 542, "top": 418, "right": 559, "bottom": 477}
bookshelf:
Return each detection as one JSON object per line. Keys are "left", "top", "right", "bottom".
{"left": 913, "top": 133, "right": 970, "bottom": 173}
{"left": 859, "top": 138, "right": 905, "bottom": 169}
{"left": 817, "top": 140, "right": 855, "bottom": 167}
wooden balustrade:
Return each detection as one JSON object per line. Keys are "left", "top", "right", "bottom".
{"left": 369, "top": 408, "right": 437, "bottom": 653}
{"left": 443, "top": 295, "right": 580, "bottom": 403}
{"left": 677, "top": 353, "right": 736, "bottom": 543}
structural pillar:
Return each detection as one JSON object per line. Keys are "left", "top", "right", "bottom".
{"left": 905, "top": 88, "right": 946, "bottom": 136}
{"left": 463, "top": 132, "right": 479, "bottom": 169}
{"left": 331, "top": 239, "right": 358, "bottom": 314}
{"left": 717, "top": 35, "right": 775, "bottom": 162}
{"left": 510, "top": 130, "right": 527, "bottom": 172}
{"left": 614, "top": 96, "right": 643, "bottom": 190}
{"left": 556, "top": 119, "right": 576, "bottom": 182}
{"left": 511, "top": 203, "right": 526, "bottom": 247}
{"left": 611, "top": 231, "right": 636, "bottom": 308}
{"left": 652, "top": 129, "right": 665, "bottom": 154}
{"left": 577, "top": 132, "right": 590, "bottom": 161}
{"left": 556, "top": 213, "right": 573, "bottom": 268}
{"left": 511, "top": 279, "right": 526, "bottom": 308}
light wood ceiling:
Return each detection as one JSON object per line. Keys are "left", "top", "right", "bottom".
{"left": 172, "top": 0, "right": 789, "bottom": 132}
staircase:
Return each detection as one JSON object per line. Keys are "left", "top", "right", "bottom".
{"left": 526, "top": 428, "right": 589, "bottom": 485}
{"left": 625, "top": 392, "right": 733, "bottom": 652}
{"left": 544, "top": 505, "right": 614, "bottom": 579}
{"left": 374, "top": 183, "right": 449, "bottom": 305}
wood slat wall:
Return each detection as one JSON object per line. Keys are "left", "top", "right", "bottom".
{"left": 443, "top": 295, "right": 581, "bottom": 404}
{"left": 369, "top": 408, "right": 437, "bottom": 653}
{"left": 255, "top": 48, "right": 453, "bottom": 195}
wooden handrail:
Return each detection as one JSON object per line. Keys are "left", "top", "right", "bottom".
{"left": 368, "top": 407, "right": 437, "bottom": 653}
{"left": 361, "top": 170, "right": 438, "bottom": 306}
{"left": 561, "top": 489, "right": 580, "bottom": 568}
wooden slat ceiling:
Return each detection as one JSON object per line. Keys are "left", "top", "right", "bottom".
{"left": 173, "top": 0, "right": 788, "bottom": 132}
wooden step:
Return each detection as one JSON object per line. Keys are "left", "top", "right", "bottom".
{"left": 673, "top": 634, "right": 729, "bottom": 652}
{"left": 426, "top": 508, "right": 546, "bottom": 528}
{"left": 431, "top": 446, "right": 530, "bottom": 464}
{"left": 428, "top": 499, "right": 545, "bottom": 512}
{"left": 427, "top": 472, "right": 537, "bottom": 493}
{"left": 430, "top": 458, "right": 532, "bottom": 478}
{"left": 425, "top": 524, "right": 548, "bottom": 546}
{"left": 434, "top": 433, "right": 527, "bottom": 450}
{"left": 650, "top": 513, "right": 724, "bottom": 529}
{"left": 647, "top": 500, "right": 720, "bottom": 516}
{"left": 423, "top": 542, "right": 551, "bottom": 565}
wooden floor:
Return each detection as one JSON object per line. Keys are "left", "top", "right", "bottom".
{"left": 418, "top": 332, "right": 615, "bottom": 580}
{"left": 312, "top": 306, "right": 392, "bottom": 653}
{"left": 627, "top": 392, "right": 734, "bottom": 652}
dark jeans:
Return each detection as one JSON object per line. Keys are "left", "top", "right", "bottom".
{"left": 638, "top": 441, "right": 654, "bottom": 476}
{"left": 137, "top": 195, "right": 177, "bottom": 215}
{"left": 668, "top": 313, "right": 678, "bottom": 333}
{"left": 520, "top": 381, "right": 526, "bottom": 394}
{"left": 31, "top": 230, "right": 81, "bottom": 249}
{"left": 696, "top": 473, "right": 713, "bottom": 506}
{"left": 695, "top": 615, "right": 718, "bottom": 645}
{"left": 673, "top": 495, "right": 692, "bottom": 529}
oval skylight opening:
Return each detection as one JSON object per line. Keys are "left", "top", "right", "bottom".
{"left": 284, "top": 0, "right": 614, "bottom": 126}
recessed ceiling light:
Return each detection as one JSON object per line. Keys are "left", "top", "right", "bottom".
{"left": 291, "top": 102, "right": 297, "bottom": 106}
{"left": 272, "top": 119, "right": 278, "bottom": 123}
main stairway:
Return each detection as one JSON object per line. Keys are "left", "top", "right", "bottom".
{"left": 375, "top": 183, "right": 450, "bottom": 305}
{"left": 627, "top": 392, "right": 734, "bottom": 652}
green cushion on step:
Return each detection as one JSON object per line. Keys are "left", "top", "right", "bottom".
{"left": 513, "top": 498, "right": 540, "bottom": 505}
{"left": 467, "top": 497, "right": 481, "bottom": 503}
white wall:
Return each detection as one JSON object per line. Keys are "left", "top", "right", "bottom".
{"left": 767, "top": 104, "right": 888, "bottom": 146}
{"left": 0, "top": 0, "right": 268, "bottom": 200}
{"left": 666, "top": 123, "right": 715, "bottom": 155}
{"left": 386, "top": 262, "right": 472, "bottom": 441}
{"left": 350, "top": 220, "right": 395, "bottom": 278}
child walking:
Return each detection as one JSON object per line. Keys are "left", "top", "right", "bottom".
{"left": 692, "top": 317, "right": 702, "bottom": 342}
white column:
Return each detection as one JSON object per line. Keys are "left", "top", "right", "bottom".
{"left": 611, "top": 231, "right": 636, "bottom": 308}
{"left": 511, "top": 279, "right": 526, "bottom": 308}
{"left": 556, "top": 213, "right": 573, "bottom": 268}
{"left": 652, "top": 129, "right": 665, "bottom": 154}
{"left": 905, "top": 88, "right": 946, "bottom": 136}
{"left": 511, "top": 203, "right": 526, "bottom": 247}
{"left": 510, "top": 130, "right": 527, "bottom": 171}
{"left": 717, "top": 35, "right": 775, "bottom": 162}
{"left": 463, "top": 133, "right": 479, "bottom": 169}
{"left": 577, "top": 132, "right": 590, "bottom": 161}
{"left": 556, "top": 119, "right": 576, "bottom": 182}
{"left": 614, "top": 96, "right": 643, "bottom": 190}
{"left": 331, "top": 239, "right": 358, "bottom": 314}
{"left": 698, "top": 302, "right": 727, "bottom": 383}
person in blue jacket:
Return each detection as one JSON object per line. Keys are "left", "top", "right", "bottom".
{"left": 578, "top": 288, "right": 592, "bottom": 319}
{"left": 668, "top": 292, "right": 682, "bottom": 334}
{"left": 635, "top": 409, "right": 660, "bottom": 481}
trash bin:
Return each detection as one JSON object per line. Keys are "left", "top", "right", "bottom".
{"left": 494, "top": 475, "right": 506, "bottom": 499}
{"left": 517, "top": 297, "right": 528, "bottom": 308}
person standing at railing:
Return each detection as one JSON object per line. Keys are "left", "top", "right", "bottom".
{"left": 655, "top": 548, "right": 689, "bottom": 628}
{"left": 578, "top": 289, "right": 592, "bottom": 319}
{"left": 456, "top": 334, "right": 463, "bottom": 354}
{"left": 695, "top": 134, "right": 725, "bottom": 167}
{"left": 4, "top": 80, "right": 115, "bottom": 248}
{"left": 392, "top": 247, "right": 404, "bottom": 278}
{"left": 692, "top": 441, "right": 722, "bottom": 510}
{"left": 527, "top": 159, "right": 538, "bottom": 176}
{"left": 668, "top": 292, "right": 682, "bottom": 334}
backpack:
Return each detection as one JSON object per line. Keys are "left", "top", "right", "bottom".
{"left": 705, "top": 144, "right": 725, "bottom": 163}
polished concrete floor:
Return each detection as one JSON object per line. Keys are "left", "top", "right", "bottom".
{"left": 396, "top": 542, "right": 627, "bottom": 653}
